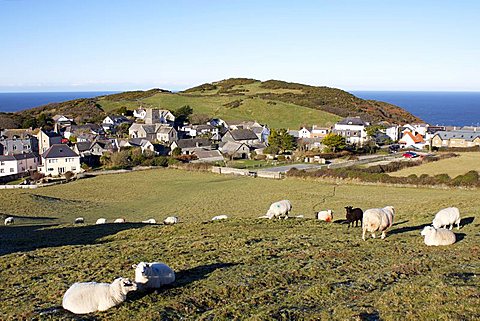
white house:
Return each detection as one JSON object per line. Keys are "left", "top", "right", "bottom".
{"left": 385, "top": 125, "right": 401, "bottom": 141}
{"left": 37, "top": 144, "right": 81, "bottom": 176}
{"left": 333, "top": 117, "right": 370, "bottom": 145}
{"left": 398, "top": 132, "right": 426, "bottom": 149}
{"left": 0, "top": 153, "right": 39, "bottom": 177}
{"left": 102, "top": 115, "right": 131, "bottom": 131}
{"left": 133, "top": 108, "right": 147, "bottom": 119}
{"left": 299, "top": 125, "right": 330, "bottom": 139}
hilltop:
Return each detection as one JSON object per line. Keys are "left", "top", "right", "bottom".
{"left": 0, "top": 79, "right": 422, "bottom": 129}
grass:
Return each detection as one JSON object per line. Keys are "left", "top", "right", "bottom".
{"left": 390, "top": 152, "right": 480, "bottom": 177}
{"left": 0, "top": 169, "right": 479, "bottom": 320}
{"left": 97, "top": 92, "right": 341, "bottom": 129}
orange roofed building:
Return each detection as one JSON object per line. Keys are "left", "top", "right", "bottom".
{"left": 399, "top": 132, "right": 426, "bottom": 149}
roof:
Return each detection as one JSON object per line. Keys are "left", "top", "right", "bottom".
{"left": 337, "top": 117, "right": 369, "bottom": 126}
{"left": 1, "top": 128, "right": 39, "bottom": 139}
{"left": 41, "top": 129, "right": 63, "bottom": 138}
{"left": 0, "top": 154, "right": 36, "bottom": 161}
{"left": 42, "top": 144, "right": 79, "bottom": 158}
{"left": 75, "top": 141, "right": 92, "bottom": 152}
{"left": 434, "top": 130, "right": 480, "bottom": 141}
{"left": 156, "top": 125, "right": 174, "bottom": 134}
{"left": 220, "top": 141, "right": 248, "bottom": 153}
{"left": 175, "top": 138, "right": 210, "bottom": 149}
{"left": 194, "top": 124, "right": 215, "bottom": 131}
{"left": 401, "top": 132, "right": 425, "bottom": 143}
{"left": 194, "top": 149, "right": 223, "bottom": 159}
{"left": 229, "top": 129, "right": 258, "bottom": 141}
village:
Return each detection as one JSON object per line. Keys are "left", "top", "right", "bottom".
{"left": 1, "top": 106, "right": 480, "bottom": 184}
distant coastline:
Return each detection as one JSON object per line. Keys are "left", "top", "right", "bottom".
{"left": 353, "top": 91, "right": 480, "bottom": 127}
{"left": 1, "top": 90, "right": 479, "bottom": 127}
{"left": 0, "top": 91, "right": 118, "bottom": 113}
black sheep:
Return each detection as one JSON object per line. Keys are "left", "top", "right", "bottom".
{"left": 345, "top": 206, "right": 363, "bottom": 228}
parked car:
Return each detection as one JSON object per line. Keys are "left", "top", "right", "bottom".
{"left": 402, "top": 151, "right": 418, "bottom": 158}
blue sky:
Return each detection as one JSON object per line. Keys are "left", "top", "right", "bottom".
{"left": 1, "top": 0, "right": 479, "bottom": 92}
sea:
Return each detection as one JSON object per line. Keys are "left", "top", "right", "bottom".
{"left": 0, "top": 91, "right": 118, "bottom": 113}
{"left": 0, "top": 91, "right": 479, "bottom": 127}
{"left": 353, "top": 91, "right": 480, "bottom": 127}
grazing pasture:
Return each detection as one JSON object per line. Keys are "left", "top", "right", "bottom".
{"left": 0, "top": 169, "right": 479, "bottom": 320}
{"left": 390, "top": 152, "right": 480, "bottom": 177}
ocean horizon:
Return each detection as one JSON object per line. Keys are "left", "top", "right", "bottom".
{"left": 0, "top": 91, "right": 118, "bottom": 113}
{"left": 353, "top": 91, "right": 480, "bottom": 127}
{"left": 1, "top": 90, "right": 479, "bottom": 127}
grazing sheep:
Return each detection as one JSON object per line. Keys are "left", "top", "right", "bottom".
{"left": 163, "top": 216, "right": 178, "bottom": 225}
{"left": 132, "top": 262, "right": 175, "bottom": 291}
{"left": 362, "top": 206, "right": 395, "bottom": 241}
{"left": 62, "top": 277, "right": 137, "bottom": 314}
{"left": 95, "top": 218, "right": 107, "bottom": 224}
{"left": 142, "top": 218, "right": 156, "bottom": 224}
{"left": 211, "top": 215, "right": 228, "bottom": 221}
{"left": 316, "top": 210, "right": 333, "bottom": 222}
{"left": 114, "top": 218, "right": 126, "bottom": 223}
{"left": 4, "top": 217, "right": 14, "bottom": 225}
{"left": 265, "top": 200, "right": 292, "bottom": 219}
{"left": 421, "top": 226, "right": 456, "bottom": 246}
{"left": 432, "top": 207, "right": 461, "bottom": 230}
{"left": 345, "top": 206, "right": 363, "bottom": 228}
{"left": 74, "top": 217, "right": 84, "bottom": 224}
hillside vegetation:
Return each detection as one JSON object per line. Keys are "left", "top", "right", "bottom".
{"left": 0, "top": 78, "right": 422, "bottom": 130}
{"left": 0, "top": 169, "right": 478, "bottom": 320}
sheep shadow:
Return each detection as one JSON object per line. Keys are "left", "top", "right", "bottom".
{"left": 128, "top": 262, "right": 239, "bottom": 301}
{"left": 0, "top": 223, "right": 146, "bottom": 256}
{"left": 389, "top": 223, "right": 428, "bottom": 236}
{"left": 460, "top": 216, "right": 475, "bottom": 226}
{"left": 455, "top": 233, "right": 466, "bottom": 242}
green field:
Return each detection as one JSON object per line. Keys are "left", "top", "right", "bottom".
{"left": 0, "top": 169, "right": 479, "bottom": 320}
{"left": 391, "top": 152, "right": 480, "bottom": 178}
{"left": 97, "top": 92, "right": 341, "bottom": 129}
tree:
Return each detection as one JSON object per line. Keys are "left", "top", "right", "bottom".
{"left": 172, "top": 147, "right": 182, "bottom": 157}
{"left": 22, "top": 117, "right": 37, "bottom": 129}
{"left": 322, "top": 133, "right": 346, "bottom": 152}
{"left": 268, "top": 128, "right": 297, "bottom": 154}
{"left": 37, "top": 114, "right": 54, "bottom": 130}
{"left": 173, "top": 105, "right": 193, "bottom": 124}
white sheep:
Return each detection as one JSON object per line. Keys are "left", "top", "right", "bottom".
{"left": 211, "top": 215, "right": 228, "bottom": 221}
{"left": 264, "top": 200, "right": 292, "bottom": 219}
{"left": 163, "top": 216, "right": 178, "bottom": 225}
{"left": 362, "top": 206, "right": 395, "bottom": 241}
{"left": 114, "top": 218, "right": 126, "bottom": 223}
{"left": 132, "top": 262, "right": 175, "bottom": 291}
{"left": 432, "top": 207, "right": 461, "bottom": 230}
{"left": 74, "top": 217, "right": 84, "bottom": 224}
{"left": 96, "top": 218, "right": 107, "bottom": 224}
{"left": 62, "top": 277, "right": 137, "bottom": 314}
{"left": 421, "top": 226, "right": 456, "bottom": 246}
{"left": 142, "top": 218, "right": 156, "bottom": 224}
{"left": 316, "top": 210, "right": 334, "bottom": 222}
{"left": 4, "top": 217, "right": 14, "bottom": 225}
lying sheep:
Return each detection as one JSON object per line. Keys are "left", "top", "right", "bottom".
{"left": 211, "top": 215, "right": 228, "bottom": 221}
{"left": 264, "top": 200, "right": 292, "bottom": 219}
{"left": 316, "top": 210, "right": 333, "bottom": 222}
{"left": 96, "top": 218, "right": 107, "bottom": 224}
{"left": 4, "top": 217, "right": 14, "bottom": 225}
{"left": 142, "top": 218, "right": 156, "bottom": 224}
{"left": 362, "top": 206, "right": 395, "bottom": 241}
{"left": 163, "top": 216, "right": 178, "bottom": 225}
{"left": 432, "top": 207, "right": 461, "bottom": 230}
{"left": 74, "top": 217, "right": 84, "bottom": 224}
{"left": 421, "top": 226, "right": 456, "bottom": 246}
{"left": 114, "top": 218, "right": 126, "bottom": 223}
{"left": 62, "top": 277, "right": 137, "bottom": 314}
{"left": 132, "top": 262, "right": 175, "bottom": 291}
{"left": 345, "top": 206, "right": 363, "bottom": 228}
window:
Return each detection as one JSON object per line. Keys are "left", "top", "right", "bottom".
{"left": 48, "top": 168, "right": 54, "bottom": 171}
{"left": 71, "top": 167, "right": 76, "bottom": 171}
{"left": 10, "top": 168, "right": 14, "bottom": 172}
{"left": 0, "top": 161, "right": 4, "bottom": 166}
{"left": 0, "top": 169, "right": 4, "bottom": 173}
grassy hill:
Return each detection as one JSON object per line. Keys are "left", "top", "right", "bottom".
{"left": 0, "top": 169, "right": 478, "bottom": 320}
{"left": 0, "top": 78, "right": 422, "bottom": 130}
